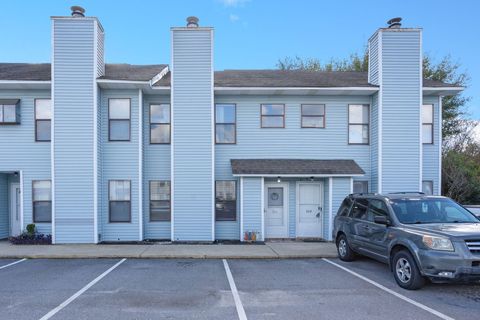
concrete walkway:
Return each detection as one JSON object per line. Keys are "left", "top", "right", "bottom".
{"left": 0, "top": 241, "right": 337, "bottom": 259}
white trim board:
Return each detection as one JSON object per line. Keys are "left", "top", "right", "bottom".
{"left": 233, "top": 174, "right": 364, "bottom": 178}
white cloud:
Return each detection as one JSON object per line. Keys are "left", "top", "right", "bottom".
{"left": 229, "top": 14, "right": 240, "bottom": 22}
{"left": 218, "top": 0, "right": 250, "bottom": 7}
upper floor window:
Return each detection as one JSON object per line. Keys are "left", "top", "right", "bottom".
{"left": 0, "top": 99, "right": 20, "bottom": 124}
{"left": 422, "top": 104, "right": 433, "bottom": 144}
{"left": 150, "top": 104, "right": 170, "bottom": 144}
{"left": 150, "top": 181, "right": 171, "bottom": 221}
{"left": 215, "top": 104, "right": 236, "bottom": 144}
{"left": 109, "top": 99, "right": 130, "bottom": 141}
{"left": 348, "top": 104, "right": 369, "bottom": 144}
{"left": 35, "top": 99, "right": 51, "bottom": 142}
{"left": 109, "top": 180, "right": 131, "bottom": 222}
{"left": 215, "top": 181, "right": 236, "bottom": 221}
{"left": 261, "top": 104, "right": 285, "bottom": 128}
{"left": 301, "top": 104, "right": 325, "bottom": 128}
{"left": 33, "top": 180, "right": 52, "bottom": 223}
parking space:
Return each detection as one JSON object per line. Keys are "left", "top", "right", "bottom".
{"left": 0, "top": 257, "right": 477, "bottom": 320}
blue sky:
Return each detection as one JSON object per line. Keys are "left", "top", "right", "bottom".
{"left": 1, "top": 0, "right": 479, "bottom": 119}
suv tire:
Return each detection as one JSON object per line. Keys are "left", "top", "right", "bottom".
{"left": 336, "top": 234, "right": 356, "bottom": 261}
{"left": 392, "top": 250, "right": 425, "bottom": 290}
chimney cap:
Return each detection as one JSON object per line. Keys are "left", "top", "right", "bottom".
{"left": 71, "top": 6, "right": 86, "bottom": 17}
{"left": 186, "top": 16, "right": 199, "bottom": 28}
{"left": 387, "top": 17, "right": 402, "bottom": 28}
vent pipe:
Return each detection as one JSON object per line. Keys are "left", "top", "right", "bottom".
{"left": 71, "top": 6, "right": 85, "bottom": 17}
{"left": 387, "top": 17, "right": 402, "bottom": 28}
{"left": 186, "top": 16, "right": 199, "bottom": 28}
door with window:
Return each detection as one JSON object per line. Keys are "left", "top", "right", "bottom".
{"left": 264, "top": 183, "right": 288, "bottom": 238}
{"left": 9, "top": 183, "right": 21, "bottom": 236}
{"left": 363, "top": 199, "right": 390, "bottom": 259}
{"left": 296, "top": 182, "right": 324, "bottom": 238}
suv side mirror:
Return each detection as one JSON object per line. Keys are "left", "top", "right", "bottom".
{"left": 374, "top": 215, "right": 390, "bottom": 226}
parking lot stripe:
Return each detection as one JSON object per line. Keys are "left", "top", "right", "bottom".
{"left": 39, "top": 258, "right": 127, "bottom": 320}
{"left": 322, "top": 259, "right": 455, "bottom": 320}
{"left": 0, "top": 258, "right": 27, "bottom": 270}
{"left": 223, "top": 259, "right": 248, "bottom": 320}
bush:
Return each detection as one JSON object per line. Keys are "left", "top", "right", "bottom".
{"left": 26, "top": 223, "right": 36, "bottom": 235}
{"left": 9, "top": 233, "right": 52, "bottom": 245}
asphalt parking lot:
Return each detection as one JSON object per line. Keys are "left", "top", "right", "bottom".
{"left": 0, "top": 257, "right": 479, "bottom": 320}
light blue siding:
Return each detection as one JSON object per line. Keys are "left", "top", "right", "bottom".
{"left": 100, "top": 90, "right": 140, "bottom": 241}
{"left": 143, "top": 94, "right": 171, "bottom": 240}
{"left": 368, "top": 32, "right": 380, "bottom": 85}
{"left": 242, "top": 177, "right": 262, "bottom": 240}
{"left": 0, "top": 90, "right": 51, "bottom": 234}
{"left": 0, "top": 174, "right": 8, "bottom": 238}
{"left": 52, "top": 18, "right": 98, "bottom": 243}
{"left": 215, "top": 95, "right": 371, "bottom": 179}
{"left": 370, "top": 93, "right": 379, "bottom": 192}
{"left": 172, "top": 29, "right": 214, "bottom": 241}
{"left": 330, "top": 177, "right": 351, "bottom": 239}
{"left": 380, "top": 30, "right": 422, "bottom": 193}
{"left": 422, "top": 95, "right": 441, "bottom": 195}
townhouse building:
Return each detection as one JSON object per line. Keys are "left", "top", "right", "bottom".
{"left": 0, "top": 8, "right": 462, "bottom": 243}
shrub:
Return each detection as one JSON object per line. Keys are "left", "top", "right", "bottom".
{"left": 8, "top": 225, "right": 52, "bottom": 245}
{"left": 26, "top": 224, "right": 36, "bottom": 235}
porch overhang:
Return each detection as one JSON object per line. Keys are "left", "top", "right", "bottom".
{"left": 231, "top": 159, "right": 365, "bottom": 177}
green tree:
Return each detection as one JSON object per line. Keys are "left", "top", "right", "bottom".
{"left": 277, "top": 53, "right": 471, "bottom": 140}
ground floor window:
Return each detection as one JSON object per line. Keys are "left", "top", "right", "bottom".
{"left": 422, "top": 180, "right": 433, "bottom": 195}
{"left": 215, "top": 181, "right": 236, "bottom": 221}
{"left": 109, "top": 180, "right": 131, "bottom": 222}
{"left": 33, "top": 180, "right": 52, "bottom": 222}
{"left": 150, "top": 181, "right": 171, "bottom": 221}
{"left": 353, "top": 181, "right": 368, "bottom": 194}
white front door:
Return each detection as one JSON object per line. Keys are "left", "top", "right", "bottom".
{"left": 296, "top": 182, "right": 324, "bottom": 238}
{"left": 264, "top": 183, "right": 288, "bottom": 238}
{"left": 9, "top": 183, "right": 21, "bottom": 236}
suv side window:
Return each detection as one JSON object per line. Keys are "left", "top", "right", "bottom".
{"left": 351, "top": 199, "right": 369, "bottom": 220}
{"left": 368, "top": 199, "right": 389, "bottom": 222}
{"left": 337, "top": 198, "right": 353, "bottom": 217}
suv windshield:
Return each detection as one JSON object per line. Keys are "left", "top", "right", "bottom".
{"left": 389, "top": 198, "right": 479, "bottom": 224}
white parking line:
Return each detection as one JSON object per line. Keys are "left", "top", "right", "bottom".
{"left": 322, "top": 258, "right": 455, "bottom": 320}
{"left": 223, "top": 259, "right": 247, "bottom": 320}
{"left": 39, "top": 258, "right": 127, "bottom": 320}
{"left": 0, "top": 258, "right": 27, "bottom": 270}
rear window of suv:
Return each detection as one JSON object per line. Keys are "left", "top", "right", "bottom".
{"left": 390, "top": 198, "right": 479, "bottom": 224}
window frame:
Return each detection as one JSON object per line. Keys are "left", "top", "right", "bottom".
{"left": 0, "top": 100, "right": 20, "bottom": 125}
{"left": 260, "top": 104, "right": 285, "bottom": 128}
{"left": 108, "top": 180, "right": 132, "bottom": 223}
{"left": 149, "top": 180, "right": 171, "bottom": 222}
{"left": 215, "top": 180, "right": 237, "bottom": 221}
{"left": 422, "top": 180, "right": 434, "bottom": 196}
{"left": 353, "top": 181, "right": 369, "bottom": 194}
{"left": 32, "top": 180, "right": 52, "bottom": 223}
{"left": 108, "top": 98, "right": 131, "bottom": 142}
{"left": 348, "top": 104, "right": 370, "bottom": 145}
{"left": 215, "top": 103, "right": 237, "bottom": 144}
{"left": 34, "top": 98, "right": 51, "bottom": 142}
{"left": 149, "top": 103, "right": 171, "bottom": 144}
{"left": 422, "top": 104, "right": 434, "bottom": 144}
{"left": 301, "top": 104, "right": 326, "bottom": 128}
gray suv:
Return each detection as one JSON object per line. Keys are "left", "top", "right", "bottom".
{"left": 333, "top": 193, "right": 480, "bottom": 290}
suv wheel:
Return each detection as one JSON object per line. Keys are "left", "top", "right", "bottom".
{"left": 392, "top": 250, "right": 425, "bottom": 290}
{"left": 336, "top": 234, "right": 355, "bottom": 261}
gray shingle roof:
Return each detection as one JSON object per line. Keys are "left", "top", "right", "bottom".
{"left": 230, "top": 159, "right": 365, "bottom": 175}
{"left": 0, "top": 63, "right": 457, "bottom": 88}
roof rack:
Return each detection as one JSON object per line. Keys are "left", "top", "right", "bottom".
{"left": 349, "top": 193, "right": 380, "bottom": 196}
{"left": 388, "top": 192, "right": 425, "bottom": 194}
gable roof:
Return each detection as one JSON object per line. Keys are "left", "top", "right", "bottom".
{"left": 0, "top": 62, "right": 457, "bottom": 88}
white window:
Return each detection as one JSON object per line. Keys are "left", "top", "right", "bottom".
{"left": 109, "top": 99, "right": 130, "bottom": 141}
{"left": 33, "top": 180, "right": 52, "bottom": 222}
{"left": 109, "top": 180, "right": 131, "bottom": 222}
{"left": 422, "top": 180, "right": 433, "bottom": 195}
{"left": 150, "top": 104, "right": 170, "bottom": 144}
{"left": 150, "top": 181, "right": 171, "bottom": 221}
{"left": 35, "top": 99, "right": 51, "bottom": 141}
{"left": 422, "top": 104, "right": 434, "bottom": 144}
{"left": 261, "top": 104, "right": 285, "bottom": 128}
{"left": 301, "top": 104, "right": 325, "bottom": 128}
{"left": 349, "top": 104, "right": 369, "bottom": 144}
{"left": 0, "top": 99, "right": 20, "bottom": 124}
{"left": 215, "top": 104, "right": 236, "bottom": 143}
{"left": 353, "top": 181, "right": 368, "bottom": 194}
